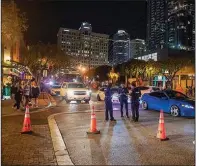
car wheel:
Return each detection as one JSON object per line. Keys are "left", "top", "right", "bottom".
{"left": 170, "top": 105, "right": 180, "bottom": 117}
{"left": 142, "top": 100, "right": 148, "bottom": 110}
{"left": 97, "top": 95, "right": 101, "bottom": 101}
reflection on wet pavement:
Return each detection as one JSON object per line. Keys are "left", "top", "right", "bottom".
{"left": 56, "top": 109, "right": 195, "bottom": 165}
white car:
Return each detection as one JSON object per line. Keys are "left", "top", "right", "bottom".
{"left": 138, "top": 86, "right": 160, "bottom": 96}
{"left": 50, "top": 84, "right": 61, "bottom": 96}
{"left": 60, "top": 82, "right": 91, "bottom": 103}
{"left": 111, "top": 87, "right": 131, "bottom": 104}
{"left": 112, "top": 93, "right": 131, "bottom": 104}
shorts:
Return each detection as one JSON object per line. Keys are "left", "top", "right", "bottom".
{"left": 32, "top": 95, "right": 39, "bottom": 99}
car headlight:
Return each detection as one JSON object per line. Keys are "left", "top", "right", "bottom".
{"left": 181, "top": 104, "right": 194, "bottom": 109}
{"left": 67, "top": 90, "right": 73, "bottom": 96}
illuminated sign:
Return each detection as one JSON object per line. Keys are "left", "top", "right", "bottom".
{"left": 158, "top": 76, "right": 162, "bottom": 80}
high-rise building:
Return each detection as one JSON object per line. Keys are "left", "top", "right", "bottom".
{"left": 147, "top": 0, "right": 168, "bottom": 52}
{"left": 57, "top": 22, "right": 109, "bottom": 69}
{"left": 168, "top": 0, "right": 195, "bottom": 50}
{"left": 112, "top": 30, "right": 130, "bottom": 65}
{"left": 131, "top": 39, "right": 147, "bottom": 58}
{"left": 147, "top": 0, "right": 195, "bottom": 52}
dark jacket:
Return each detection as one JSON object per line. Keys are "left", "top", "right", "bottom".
{"left": 15, "top": 87, "right": 23, "bottom": 100}
{"left": 105, "top": 87, "right": 112, "bottom": 101}
{"left": 31, "top": 86, "right": 40, "bottom": 98}
{"left": 11, "top": 86, "right": 17, "bottom": 95}
{"left": 119, "top": 87, "right": 128, "bottom": 100}
{"left": 130, "top": 87, "right": 141, "bottom": 103}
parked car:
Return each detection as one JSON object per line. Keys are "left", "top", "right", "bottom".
{"left": 60, "top": 82, "right": 91, "bottom": 103}
{"left": 141, "top": 90, "right": 195, "bottom": 117}
{"left": 111, "top": 87, "right": 131, "bottom": 104}
{"left": 138, "top": 86, "right": 160, "bottom": 96}
{"left": 50, "top": 83, "right": 61, "bottom": 96}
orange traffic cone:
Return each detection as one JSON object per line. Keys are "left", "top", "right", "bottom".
{"left": 21, "top": 105, "right": 32, "bottom": 134}
{"left": 87, "top": 105, "right": 100, "bottom": 134}
{"left": 157, "top": 110, "right": 169, "bottom": 141}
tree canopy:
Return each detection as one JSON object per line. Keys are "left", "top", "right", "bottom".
{"left": 20, "top": 42, "right": 70, "bottom": 83}
{"left": 2, "top": 0, "right": 28, "bottom": 46}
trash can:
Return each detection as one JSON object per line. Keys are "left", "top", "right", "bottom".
{"left": 3, "top": 85, "right": 11, "bottom": 99}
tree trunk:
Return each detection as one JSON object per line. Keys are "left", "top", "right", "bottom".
{"left": 125, "top": 74, "right": 127, "bottom": 86}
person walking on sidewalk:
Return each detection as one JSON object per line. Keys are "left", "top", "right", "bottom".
{"left": 31, "top": 82, "right": 40, "bottom": 107}
{"left": 11, "top": 83, "right": 17, "bottom": 107}
{"left": 105, "top": 83, "right": 116, "bottom": 121}
{"left": 130, "top": 82, "right": 141, "bottom": 122}
{"left": 119, "top": 83, "right": 129, "bottom": 118}
{"left": 11, "top": 83, "right": 17, "bottom": 100}
{"left": 13, "top": 83, "right": 23, "bottom": 111}
{"left": 23, "top": 81, "right": 32, "bottom": 106}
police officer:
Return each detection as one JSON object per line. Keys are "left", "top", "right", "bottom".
{"left": 130, "top": 82, "right": 141, "bottom": 122}
{"left": 119, "top": 83, "right": 129, "bottom": 118}
{"left": 105, "top": 83, "right": 116, "bottom": 121}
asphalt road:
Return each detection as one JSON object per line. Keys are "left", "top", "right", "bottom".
{"left": 52, "top": 96, "right": 195, "bottom": 165}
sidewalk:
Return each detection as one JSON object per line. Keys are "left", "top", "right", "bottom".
{"left": 2, "top": 92, "right": 55, "bottom": 116}
{"left": 2, "top": 112, "right": 57, "bottom": 165}
{"left": 2, "top": 93, "right": 57, "bottom": 165}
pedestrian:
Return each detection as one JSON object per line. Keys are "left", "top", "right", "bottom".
{"left": 23, "top": 81, "right": 32, "bottom": 106}
{"left": 119, "top": 83, "right": 129, "bottom": 118}
{"left": 11, "top": 83, "right": 17, "bottom": 101}
{"left": 31, "top": 82, "right": 40, "bottom": 107}
{"left": 130, "top": 82, "right": 141, "bottom": 122}
{"left": 13, "top": 83, "right": 23, "bottom": 111}
{"left": 104, "top": 83, "right": 116, "bottom": 121}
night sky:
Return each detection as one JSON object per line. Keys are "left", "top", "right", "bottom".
{"left": 14, "top": 0, "right": 147, "bottom": 45}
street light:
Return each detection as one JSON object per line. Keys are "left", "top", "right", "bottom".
{"left": 82, "top": 67, "right": 86, "bottom": 72}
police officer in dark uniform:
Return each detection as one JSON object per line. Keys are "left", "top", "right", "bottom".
{"left": 105, "top": 83, "right": 116, "bottom": 121}
{"left": 119, "top": 83, "right": 129, "bottom": 118}
{"left": 130, "top": 82, "right": 141, "bottom": 122}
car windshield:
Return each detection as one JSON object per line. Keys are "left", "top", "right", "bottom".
{"left": 111, "top": 88, "right": 119, "bottom": 94}
{"left": 68, "top": 83, "right": 85, "bottom": 88}
{"left": 165, "top": 90, "right": 188, "bottom": 99}
{"left": 152, "top": 87, "right": 160, "bottom": 91}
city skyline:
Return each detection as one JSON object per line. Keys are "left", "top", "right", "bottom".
{"left": 14, "top": 0, "right": 147, "bottom": 45}
{"left": 147, "top": 0, "right": 195, "bottom": 52}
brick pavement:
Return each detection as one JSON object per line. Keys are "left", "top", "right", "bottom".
{"left": 2, "top": 113, "right": 57, "bottom": 165}
{"left": 2, "top": 93, "right": 58, "bottom": 165}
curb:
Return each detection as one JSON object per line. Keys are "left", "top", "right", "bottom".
{"left": 48, "top": 113, "right": 74, "bottom": 166}
{"left": 47, "top": 110, "right": 104, "bottom": 166}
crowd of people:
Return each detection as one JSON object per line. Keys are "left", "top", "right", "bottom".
{"left": 11, "top": 81, "right": 40, "bottom": 111}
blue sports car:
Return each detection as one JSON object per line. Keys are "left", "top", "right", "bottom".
{"left": 141, "top": 90, "right": 195, "bottom": 117}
